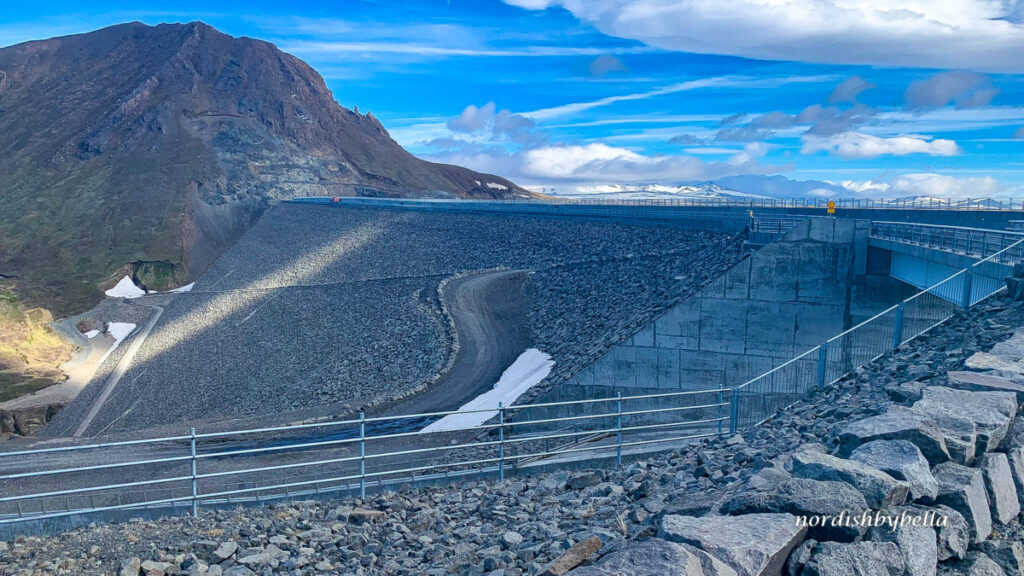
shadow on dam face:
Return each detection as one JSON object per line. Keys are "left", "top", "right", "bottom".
{"left": 518, "top": 217, "right": 919, "bottom": 426}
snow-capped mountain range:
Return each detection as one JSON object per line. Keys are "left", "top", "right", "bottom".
{"left": 533, "top": 182, "right": 771, "bottom": 200}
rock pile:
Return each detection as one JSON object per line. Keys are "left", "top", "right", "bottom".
{"left": 50, "top": 205, "right": 747, "bottom": 434}
{"left": 3, "top": 298, "right": 1024, "bottom": 575}
{"left": 575, "top": 312, "right": 1024, "bottom": 575}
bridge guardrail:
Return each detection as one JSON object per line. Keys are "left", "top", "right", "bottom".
{"left": 0, "top": 224, "right": 1021, "bottom": 532}
{"left": 871, "top": 221, "right": 1024, "bottom": 261}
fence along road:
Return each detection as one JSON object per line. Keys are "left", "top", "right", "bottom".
{"left": 0, "top": 223, "right": 1021, "bottom": 535}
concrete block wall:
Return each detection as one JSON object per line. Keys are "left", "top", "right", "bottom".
{"left": 552, "top": 218, "right": 914, "bottom": 399}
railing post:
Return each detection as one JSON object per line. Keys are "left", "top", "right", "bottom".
{"left": 816, "top": 342, "right": 829, "bottom": 388}
{"left": 615, "top": 392, "right": 623, "bottom": 466}
{"left": 498, "top": 402, "right": 505, "bottom": 482}
{"left": 961, "top": 269, "right": 974, "bottom": 308}
{"left": 892, "top": 303, "right": 905, "bottom": 350}
{"left": 716, "top": 388, "right": 723, "bottom": 437}
{"left": 728, "top": 388, "right": 739, "bottom": 434}
{"left": 189, "top": 427, "right": 198, "bottom": 517}
{"left": 359, "top": 412, "right": 366, "bottom": 499}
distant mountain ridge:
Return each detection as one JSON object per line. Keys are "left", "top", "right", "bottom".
{"left": 540, "top": 182, "right": 770, "bottom": 200}
{"left": 0, "top": 21, "right": 527, "bottom": 315}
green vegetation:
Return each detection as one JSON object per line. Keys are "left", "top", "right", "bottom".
{"left": 0, "top": 284, "right": 72, "bottom": 402}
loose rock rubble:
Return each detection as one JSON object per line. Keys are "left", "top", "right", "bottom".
{"left": 48, "top": 204, "right": 747, "bottom": 435}
{"left": 4, "top": 298, "right": 1024, "bottom": 575}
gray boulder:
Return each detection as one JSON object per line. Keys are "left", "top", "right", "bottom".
{"left": 838, "top": 407, "right": 951, "bottom": 465}
{"left": 747, "top": 467, "right": 792, "bottom": 492}
{"left": 912, "top": 387, "right": 1017, "bottom": 456}
{"left": 978, "top": 453, "right": 1021, "bottom": 525}
{"left": 915, "top": 407, "right": 979, "bottom": 466}
{"left": 914, "top": 504, "right": 970, "bottom": 562}
{"left": 931, "top": 462, "right": 993, "bottom": 543}
{"left": 659, "top": 513, "right": 806, "bottom": 576}
{"left": 786, "top": 540, "right": 816, "bottom": 576}
{"left": 792, "top": 451, "right": 909, "bottom": 508}
{"left": 887, "top": 380, "right": 927, "bottom": 404}
{"left": 868, "top": 508, "right": 938, "bottom": 576}
{"left": 947, "top": 371, "right": 1024, "bottom": 403}
{"left": 720, "top": 478, "right": 869, "bottom": 542}
{"left": 119, "top": 558, "right": 141, "bottom": 576}
{"left": 801, "top": 542, "right": 904, "bottom": 576}
{"left": 965, "top": 351, "right": 1024, "bottom": 373}
{"left": 850, "top": 440, "right": 939, "bottom": 501}
{"left": 937, "top": 552, "right": 1007, "bottom": 576}
{"left": 988, "top": 330, "right": 1024, "bottom": 359}
{"left": 563, "top": 538, "right": 718, "bottom": 576}
{"left": 999, "top": 418, "right": 1024, "bottom": 501}
{"left": 976, "top": 541, "right": 1024, "bottom": 576}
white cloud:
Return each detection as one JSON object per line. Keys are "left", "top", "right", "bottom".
{"left": 802, "top": 132, "right": 960, "bottom": 159}
{"left": 279, "top": 40, "right": 651, "bottom": 58}
{"left": 503, "top": 0, "right": 1024, "bottom": 72}
{"left": 425, "top": 142, "right": 771, "bottom": 185}
{"left": 523, "top": 74, "right": 835, "bottom": 120}
{"left": 840, "top": 173, "right": 1004, "bottom": 198}
{"left": 905, "top": 71, "right": 1000, "bottom": 109}
{"left": 828, "top": 76, "right": 875, "bottom": 104}
{"left": 448, "top": 102, "right": 498, "bottom": 133}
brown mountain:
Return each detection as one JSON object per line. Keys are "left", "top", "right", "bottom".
{"left": 0, "top": 21, "right": 527, "bottom": 316}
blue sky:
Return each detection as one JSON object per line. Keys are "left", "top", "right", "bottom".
{"left": 3, "top": 0, "right": 1024, "bottom": 197}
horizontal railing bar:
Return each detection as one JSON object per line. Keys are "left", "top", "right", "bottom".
{"left": 871, "top": 221, "right": 1024, "bottom": 237}
{"left": 0, "top": 454, "right": 193, "bottom": 481}
{"left": 0, "top": 475, "right": 194, "bottom": 503}
{"left": 0, "top": 435, "right": 193, "bottom": 458}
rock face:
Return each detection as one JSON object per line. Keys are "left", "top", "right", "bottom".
{"left": 801, "top": 541, "right": 905, "bottom": 576}
{"left": 791, "top": 450, "right": 909, "bottom": 508}
{"left": 838, "top": 407, "right": 951, "bottom": 465}
{"left": 978, "top": 453, "right": 1021, "bottom": 525}
{"left": 0, "top": 21, "right": 525, "bottom": 315}
{"left": 947, "top": 371, "right": 1024, "bottom": 402}
{"left": 914, "top": 504, "right": 970, "bottom": 562}
{"left": 720, "top": 479, "right": 869, "bottom": 542}
{"left": 976, "top": 541, "right": 1024, "bottom": 576}
{"left": 658, "top": 513, "right": 806, "bottom": 576}
{"left": 931, "top": 462, "right": 993, "bottom": 543}
{"left": 563, "top": 539, "right": 711, "bottom": 576}
{"left": 850, "top": 440, "right": 939, "bottom": 501}
{"left": 912, "top": 387, "right": 1017, "bottom": 456}
{"left": 937, "top": 552, "right": 1008, "bottom": 576}
{"left": 867, "top": 509, "right": 938, "bottom": 576}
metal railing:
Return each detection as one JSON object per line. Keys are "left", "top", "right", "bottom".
{"left": 0, "top": 224, "right": 1020, "bottom": 532}
{"left": 732, "top": 235, "right": 1024, "bottom": 429}
{"left": 0, "top": 388, "right": 729, "bottom": 527}
{"left": 300, "top": 195, "right": 1024, "bottom": 211}
{"left": 872, "top": 221, "right": 1024, "bottom": 261}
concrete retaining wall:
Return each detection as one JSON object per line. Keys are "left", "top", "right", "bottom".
{"left": 547, "top": 219, "right": 914, "bottom": 402}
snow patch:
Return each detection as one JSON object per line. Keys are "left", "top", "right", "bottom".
{"left": 420, "top": 349, "right": 553, "bottom": 434}
{"left": 169, "top": 282, "right": 195, "bottom": 293}
{"left": 96, "top": 323, "right": 136, "bottom": 366}
{"left": 83, "top": 329, "right": 100, "bottom": 339}
{"left": 486, "top": 182, "right": 508, "bottom": 191}
{"left": 474, "top": 180, "right": 482, "bottom": 186}
{"left": 104, "top": 276, "right": 146, "bottom": 299}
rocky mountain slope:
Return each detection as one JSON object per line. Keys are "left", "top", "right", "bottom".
{"left": 0, "top": 22, "right": 526, "bottom": 401}
{"left": 0, "top": 21, "right": 525, "bottom": 317}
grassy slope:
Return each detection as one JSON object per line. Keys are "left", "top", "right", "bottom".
{"left": 0, "top": 285, "right": 72, "bottom": 402}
